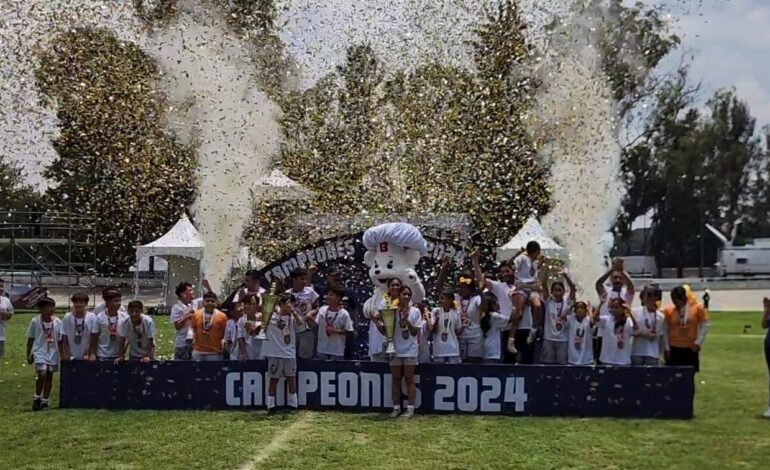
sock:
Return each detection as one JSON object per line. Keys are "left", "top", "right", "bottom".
{"left": 287, "top": 393, "right": 298, "bottom": 408}
{"left": 41, "top": 398, "right": 49, "bottom": 404}
{"left": 407, "top": 405, "right": 414, "bottom": 412}
{"left": 267, "top": 395, "right": 276, "bottom": 409}
{"left": 34, "top": 394, "right": 41, "bottom": 400}
{"left": 392, "top": 405, "right": 400, "bottom": 411}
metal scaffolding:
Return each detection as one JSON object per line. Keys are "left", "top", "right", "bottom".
{"left": 0, "top": 211, "right": 97, "bottom": 289}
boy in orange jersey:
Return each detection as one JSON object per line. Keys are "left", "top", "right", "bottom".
{"left": 663, "top": 286, "right": 709, "bottom": 372}
{"left": 190, "top": 292, "right": 229, "bottom": 361}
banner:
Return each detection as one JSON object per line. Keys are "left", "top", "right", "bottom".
{"left": 60, "top": 361, "right": 695, "bottom": 418}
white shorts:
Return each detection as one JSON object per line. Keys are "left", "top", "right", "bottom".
{"left": 459, "top": 337, "right": 483, "bottom": 359}
{"left": 540, "top": 340, "right": 568, "bottom": 364}
{"left": 35, "top": 363, "right": 58, "bottom": 373}
{"left": 192, "top": 351, "right": 222, "bottom": 362}
{"left": 267, "top": 357, "right": 297, "bottom": 378}
{"left": 433, "top": 356, "right": 461, "bottom": 364}
{"left": 389, "top": 356, "right": 418, "bottom": 367}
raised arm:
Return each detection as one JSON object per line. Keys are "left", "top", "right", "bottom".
{"left": 595, "top": 268, "right": 611, "bottom": 298}
{"left": 563, "top": 270, "right": 577, "bottom": 302}
{"left": 435, "top": 258, "right": 452, "bottom": 296}
{"left": 471, "top": 248, "right": 491, "bottom": 290}
{"left": 540, "top": 262, "right": 551, "bottom": 301}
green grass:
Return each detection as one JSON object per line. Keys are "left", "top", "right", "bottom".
{"left": 1, "top": 312, "right": 769, "bottom": 469}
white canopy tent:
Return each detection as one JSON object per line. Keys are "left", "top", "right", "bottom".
{"left": 134, "top": 215, "right": 205, "bottom": 308}
{"left": 252, "top": 169, "right": 313, "bottom": 201}
{"left": 496, "top": 217, "right": 569, "bottom": 262}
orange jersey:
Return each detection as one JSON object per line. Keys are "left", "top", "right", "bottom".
{"left": 663, "top": 303, "right": 708, "bottom": 349}
{"left": 191, "top": 309, "right": 228, "bottom": 354}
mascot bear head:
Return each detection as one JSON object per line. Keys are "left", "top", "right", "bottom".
{"left": 362, "top": 223, "right": 428, "bottom": 300}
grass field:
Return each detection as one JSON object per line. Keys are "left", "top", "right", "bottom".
{"left": 1, "top": 312, "right": 769, "bottom": 469}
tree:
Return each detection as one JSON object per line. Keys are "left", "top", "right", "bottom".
{"left": 0, "top": 155, "right": 40, "bottom": 213}
{"left": 36, "top": 28, "right": 196, "bottom": 272}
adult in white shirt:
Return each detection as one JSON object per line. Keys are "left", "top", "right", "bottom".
{"left": 363, "top": 278, "right": 402, "bottom": 362}
{"left": 170, "top": 281, "right": 205, "bottom": 360}
{"left": 593, "top": 297, "right": 637, "bottom": 366}
{"left": 594, "top": 257, "right": 635, "bottom": 362}
{"left": 631, "top": 287, "right": 665, "bottom": 365}
{"left": 470, "top": 249, "right": 534, "bottom": 364}
{"left": 567, "top": 301, "right": 594, "bottom": 366}
{"left": 61, "top": 293, "right": 99, "bottom": 361}
{"left": 0, "top": 278, "right": 14, "bottom": 359}
{"left": 115, "top": 300, "right": 156, "bottom": 363}
{"left": 540, "top": 270, "right": 576, "bottom": 365}
{"left": 373, "top": 286, "right": 423, "bottom": 419}
{"left": 93, "top": 290, "right": 129, "bottom": 361}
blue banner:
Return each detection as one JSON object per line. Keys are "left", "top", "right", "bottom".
{"left": 60, "top": 361, "right": 694, "bottom": 418}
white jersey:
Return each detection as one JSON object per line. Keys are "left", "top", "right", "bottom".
{"left": 0, "top": 295, "right": 14, "bottom": 341}
{"left": 61, "top": 312, "right": 99, "bottom": 359}
{"left": 430, "top": 307, "right": 461, "bottom": 358}
{"left": 27, "top": 315, "right": 62, "bottom": 365}
{"left": 455, "top": 294, "right": 482, "bottom": 340}
{"left": 596, "top": 287, "right": 634, "bottom": 338}
{"left": 237, "top": 316, "right": 263, "bottom": 359}
{"left": 363, "top": 295, "right": 393, "bottom": 356}
{"left": 598, "top": 315, "right": 634, "bottom": 365}
{"left": 170, "top": 299, "right": 202, "bottom": 348}
{"left": 543, "top": 298, "right": 572, "bottom": 342}
{"left": 260, "top": 310, "right": 305, "bottom": 359}
{"left": 514, "top": 254, "right": 539, "bottom": 285}
{"left": 316, "top": 306, "right": 354, "bottom": 357}
{"left": 225, "top": 318, "right": 244, "bottom": 360}
{"left": 567, "top": 315, "right": 593, "bottom": 365}
{"left": 118, "top": 314, "right": 156, "bottom": 359}
{"left": 482, "top": 311, "right": 510, "bottom": 360}
{"left": 393, "top": 307, "right": 424, "bottom": 358}
{"left": 95, "top": 310, "right": 129, "bottom": 358}
{"left": 488, "top": 280, "right": 532, "bottom": 330}
{"left": 631, "top": 306, "right": 665, "bottom": 359}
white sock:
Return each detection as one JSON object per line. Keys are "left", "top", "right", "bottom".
{"left": 287, "top": 393, "right": 298, "bottom": 408}
{"left": 41, "top": 398, "right": 48, "bottom": 404}
{"left": 407, "top": 405, "right": 414, "bottom": 412}
{"left": 34, "top": 394, "right": 41, "bottom": 400}
{"left": 393, "top": 405, "right": 400, "bottom": 411}
{"left": 267, "top": 395, "right": 276, "bottom": 409}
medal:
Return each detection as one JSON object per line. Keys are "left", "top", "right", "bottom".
{"left": 43, "top": 321, "right": 54, "bottom": 349}
{"left": 203, "top": 312, "right": 214, "bottom": 335}
{"left": 399, "top": 311, "right": 409, "bottom": 339}
{"left": 614, "top": 322, "right": 624, "bottom": 349}
{"left": 108, "top": 316, "right": 117, "bottom": 338}
{"left": 133, "top": 322, "right": 145, "bottom": 350}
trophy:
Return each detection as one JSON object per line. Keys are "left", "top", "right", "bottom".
{"left": 379, "top": 306, "right": 397, "bottom": 355}
{"left": 256, "top": 283, "right": 279, "bottom": 340}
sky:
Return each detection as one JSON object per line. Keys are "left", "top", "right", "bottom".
{"left": 658, "top": 0, "right": 770, "bottom": 128}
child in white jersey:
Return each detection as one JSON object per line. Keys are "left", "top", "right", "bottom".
{"left": 263, "top": 293, "right": 306, "bottom": 414}
{"left": 431, "top": 289, "right": 463, "bottom": 364}
{"left": 306, "top": 286, "right": 354, "bottom": 360}
{"left": 480, "top": 292, "right": 509, "bottom": 364}
{"left": 455, "top": 273, "right": 483, "bottom": 363}
{"left": 61, "top": 293, "right": 99, "bottom": 361}
{"left": 511, "top": 241, "right": 544, "bottom": 346}
{"left": 115, "top": 300, "right": 156, "bottom": 363}
{"left": 26, "top": 297, "right": 61, "bottom": 410}
{"left": 593, "top": 297, "right": 637, "bottom": 366}
{"left": 567, "top": 301, "right": 594, "bottom": 365}
{"left": 225, "top": 301, "right": 248, "bottom": 362}
{"left": 631, "top": 286, "right": 665, "bottom": 365}
{"left": 94, "top": 289, "right": 128, "bottom": 361}
{"left": 240, "top": 295, "right": 263, "bottom": 360}
{"left": 540, "top": 271, "right": 576, "bottom": 365}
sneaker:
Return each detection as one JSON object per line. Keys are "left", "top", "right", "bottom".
{"left": 40, "top": 402, "right": 49, "bottom": 411}
{"left": 389, "top": 408, "right": 401, "bottom": 418}
{"left": 506, "top": 336, "right": 518, "bottom": 354}
{"left": 763, "top": 407, "right": 770, "bottom": 419}
{"left": 401, "top": 408, "right": 414, "bottom": 419}
{"left": 32, "top": 398, "right": 41, "bottom": 411}
{"left": 526, "top": 329, "right": 537, "bottom": 345}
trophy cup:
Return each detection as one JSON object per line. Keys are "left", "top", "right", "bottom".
{"left": 379, "top": 306, "right": 397, "bottom": 355}
{"left": 256, "top": 283, "right": 279, "bottom": 340}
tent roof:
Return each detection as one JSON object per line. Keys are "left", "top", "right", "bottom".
{"left": 135, "top": 215, "right": 204, "bottom": 261}
{"left": 499, "top": 217, "right": 564, "bottom": 251}
{"left": 252, "top": 169, "right": 313, "bottom": 200}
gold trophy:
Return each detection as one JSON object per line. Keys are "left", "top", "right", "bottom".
{"left": 379, "top": 306, "right": 398, "bottom": 355}
{"left": 256, "top": 283, "right": 279, "bottom": 340}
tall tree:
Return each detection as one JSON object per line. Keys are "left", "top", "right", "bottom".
{"left": 0, "top": 156, "right": 40, "bottom": 213}
{"left": 36, "top": 28, "right": 196, "bottom": 272}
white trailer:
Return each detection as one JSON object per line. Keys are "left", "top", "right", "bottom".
{"left": 706, "top": 222, "right": 770, "bottom": 276}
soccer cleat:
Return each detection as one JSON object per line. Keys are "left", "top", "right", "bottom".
{"left": 401, "top": 408, "right": 414, "bottom": 419}
{"left": 40, "top": 402, "right": 49, "bottom": 411}
{"left": 763, "top": 407, "right": 770, "bottom": 419}
{"left": 32, "top": 399, "right": 41, "bottom": 411}
{"left": 506, "top": 336, "right": 518, "bottom": 354}
{"left": 389, "top": 408, "right": 401, "bottom": 418}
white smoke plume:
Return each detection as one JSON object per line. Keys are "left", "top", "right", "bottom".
{"left": 531, "top": 4, "right": 625, "bottom": 295}
{"left": 146, "top": 0, "right": 281, "bottom": 294}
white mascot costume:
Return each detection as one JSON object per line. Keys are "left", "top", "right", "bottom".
{"left": 361, "top": 223, "right": 428, "bottom": 360}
